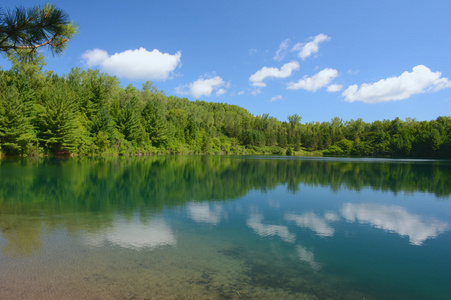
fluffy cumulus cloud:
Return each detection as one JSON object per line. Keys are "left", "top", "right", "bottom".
{"left": 250, "top": 89, "right": 261, "bottom": 96}
{"left": 176, "top": 75, "right": 228, "bottom": 98}
{"left": 82, "top": 47, "right": 181, "bottom": 81}
{"left": 270, "top": 95, "right": 283, "bottom": 102}
{"left": 287, "top": 68, "right": 338, "bottom": 92}
{"left": 82, "top": 48, "right": 109, "bottom": 66}
{"left": 216, "top": 89, "right": 226, "bottom": 96}
{"left": 249, "top": 61, "right": 300, "bottom": 87}
{"left": 327, "top": 84, "right": 343, "bottom": 92}
{"left": 292, "top": 34, "right": 330, "bottom": 60}
{"left": 273, "top": 38, "right": 290, "bottom": 61}
{"left": 342, "top": 65, "right": 451, "bottom": 103}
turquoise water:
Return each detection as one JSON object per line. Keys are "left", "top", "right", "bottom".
{"left": 0, "top": 156, "right": 450, "bottom": 299}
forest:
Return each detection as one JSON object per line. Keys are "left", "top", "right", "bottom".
{"left": 1, "top": 52, "right": 451, "bottom": 158}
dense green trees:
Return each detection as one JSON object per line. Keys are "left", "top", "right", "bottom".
{"left": 36, "top": 78, "right": 81, "bottom": 154}
{"left": 0, "top": 85, "right": 35, "bottom": 154}
{"left": 0, "top": 55, "right": 450, "bottom": 157}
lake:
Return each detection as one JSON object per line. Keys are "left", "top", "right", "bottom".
{"left": 0, "top": 155, "right": 450, "bottom": 299}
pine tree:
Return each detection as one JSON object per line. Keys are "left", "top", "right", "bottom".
{"left": 36, "top": 79, "right": 79, "bottom": 154}
{"left": 142, "top": 99, "right": 169, "bottom": 148}
{"left": 117, "top": 101, "right": 141, "bottom": 143}
{"left": 92, "top": 107, "right": 114, "bottom": 135}
{"left": 0, "top": 85, "right": 35, "bottom": 155}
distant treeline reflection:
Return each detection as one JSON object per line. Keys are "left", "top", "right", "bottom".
{"left": 0, "top": 156, "right": 449, "bottom": 215}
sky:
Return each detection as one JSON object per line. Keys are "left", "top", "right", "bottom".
{"left": 1, "top": 0, "right": 451, "bottom": 123}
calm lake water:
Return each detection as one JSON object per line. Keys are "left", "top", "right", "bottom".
{"left": 0, "top": 155, "right": 450, "bottom": 299}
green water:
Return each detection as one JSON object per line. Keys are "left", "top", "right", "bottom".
{"left": 0, "top": 156, "right": 450, "bottom": 299}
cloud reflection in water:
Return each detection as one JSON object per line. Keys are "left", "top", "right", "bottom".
{"left": 247, "top": 213, "right": 296, "bottom": 243}
{"left": 296, "top": 245, "right": 322, "bottom": 271}
{"left": 84, "top": 217, "right": 176, "bottom": 250}
{"left": 340, "top": 203, "right": 449, "bottom": 246}
{"left": 187, "top": 202, "right": 223, "bottom": 225}
{"left": 285, "top": 212, "right": 336, "bottom": 237}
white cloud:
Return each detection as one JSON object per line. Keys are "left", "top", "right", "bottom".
{"left": 287, "top": 68, "right": 338, "bottom": 91}
{"left": 341, "top": 203, "right": 449, "bottom": 246}
{"left": 238, "top": 91, "right": 245, "bottom": 96}
{"left": 270, "top": 95, "right": 283, "bottom": 102}
{"left": 216, "top": 89, "right": 226, "bottom": 96}
{"left": 252, "top": 82, "right": 267, "bottom": 88}
{"left": 274, "top": 38, "right": 290, "bottom": 61}
{"left": 250, "top": 89, "right": 261, "bottom": 96}
{"left": 176, "top": 75, "right": 228, "bottom": 98}
{"left": 247, "top": 213, "right": 296, "bottom": 243}
{"left": 249, "top": 61, "right": 300, "bottom": 87}
{"left": 327, "top": 84, "right": 343, "bottom": 92}
{"left": 347, "top": 69, "right": 360, "bottom": 75}
{"left": 292, "top": 34, "right": 330, "bottom": 60}
{"left": 342, "top": 65, "right": 451, "bottom": 103}
{"left": 249, "top": 48, "right": 257, "bottom": 55}
{"left": 285, "top": 212, "right": 335, "bottom": 237}
{"left": 82, "top": 47, "right": 181, "bottom": 81}
{"left": 82, "top": 48, "right": 108, "bottom": 66}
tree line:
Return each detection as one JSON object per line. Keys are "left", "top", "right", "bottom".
{"left": 0, "top": 53, "right": 450, "bottom": 158}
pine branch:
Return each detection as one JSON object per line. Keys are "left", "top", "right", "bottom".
{"left": 0, "top": 4, "right": 77, "bottom": 55}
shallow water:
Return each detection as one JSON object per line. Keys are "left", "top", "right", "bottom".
{"left": 0, "top": 156, "right": 450, "bottom": 299}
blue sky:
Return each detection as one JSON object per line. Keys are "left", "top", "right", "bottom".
{"left": 2, "top": 0, "right": 451, "bottom": 123}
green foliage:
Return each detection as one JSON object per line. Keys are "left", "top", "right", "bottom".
{"left": 0, "top": 85, "right": 35, "bottom": 154}
{"left": 0, "top": 3, "right": 78, "bottom": 57}
{"left": 116, "top": 101, "right": 142, "bottom": 143}
{"left": 142, "top": 97, "right": 169, "bottom": 148}
{"left": 351, "top": 142, "right": 373, "bottom": 156}
{"left": 240, "top": 129, "right": 265, "bottom": 147}
{"left": 288, "top": 114, "right": 302, "bottom": 125}
{"left": 0, "top": 55, "right": 450, "bottom": 158}
{"left": 286, "top": 147, "right": 293, "bottom": 156}
{"left": 67, "top": 68, "right": 119, "bottom": 124}
{"left": 92, "top": 107, "right": 114, "bottom": 136}
{"left": 324, "top": 145, "right": 344, "bottom": 156}
{"left": 335, "top": 139, "right": 354, "bottom": 154}
{"left": 35, "top": 79, "right": 80, "bottom": 154}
